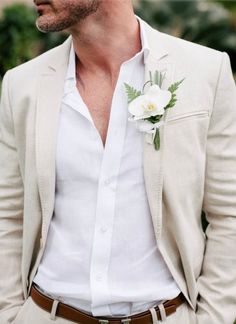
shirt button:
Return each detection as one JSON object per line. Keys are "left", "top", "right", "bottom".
{"left": 104, "top": 179, "right": 111, "bottom": 186}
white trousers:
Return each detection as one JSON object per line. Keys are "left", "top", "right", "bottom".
{"left": 13, "top": 297, "right": 196, "bottom": 324}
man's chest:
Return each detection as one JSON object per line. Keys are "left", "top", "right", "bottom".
{"left": 76, "top": 74, "right": 118, "bottom": 146}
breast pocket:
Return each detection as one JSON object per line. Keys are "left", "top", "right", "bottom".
{"left": 166, "top": 110, "right": 209, "bottom": 125}
{"left": 164, "top": 109, "right": 210, "bottom": 175}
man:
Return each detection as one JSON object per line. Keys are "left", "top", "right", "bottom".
{"left": 0, "top": 0, "right": 235, "bottom": 323}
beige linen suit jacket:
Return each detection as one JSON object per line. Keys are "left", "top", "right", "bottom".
{"left": 0, "top": 20, "right": 236, "bottom": 324}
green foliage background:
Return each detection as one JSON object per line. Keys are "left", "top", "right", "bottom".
{"left": 0, "top": 3, "right": 67, "bottom": 82}
{"left": 136, "top": 0, "right": 236, "bottom": 73}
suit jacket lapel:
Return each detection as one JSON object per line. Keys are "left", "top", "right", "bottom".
{"left": 143, "top": 23, "right": 175, "bottom": 243}
{"left": 36, "top": 38, "right": 71, "bottom": 242}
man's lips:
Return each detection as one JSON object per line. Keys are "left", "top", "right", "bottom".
{"left": 34, "top": 0, "right": 51, "bottom": 6}
{"left": 34, "top": 0, "right": 51, "bottom": 13}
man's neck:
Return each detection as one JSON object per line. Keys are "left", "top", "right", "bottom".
{"left": 68, "top": 3, "right": 142, "bottom": 78}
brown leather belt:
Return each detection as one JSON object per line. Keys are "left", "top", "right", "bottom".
{"left": 30, "top": 285, "right": 185, "bottom": 324}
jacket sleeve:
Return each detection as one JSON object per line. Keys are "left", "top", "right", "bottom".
{"left": 0, "top": 71, "right": 24, "bottom": 323}
{"left": 197, "top": 53, "right": 236, "bottom": 324}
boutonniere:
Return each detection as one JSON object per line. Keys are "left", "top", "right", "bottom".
{"left": 124, "top": 71, "right": 184, "bottom": 150}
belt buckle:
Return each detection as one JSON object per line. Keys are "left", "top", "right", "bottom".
{"left": 98, "top": 317, "right": 131, "bottom": 324}
{"left": 99, "top": 320, "right": 109, "bottom": 324}
{"left": 121, "top": 318, "right": 131, "bottom": 324}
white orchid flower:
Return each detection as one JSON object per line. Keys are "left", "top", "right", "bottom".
{"left": 124, "top": 72, "right": 184, "bottom": 150}
{"left": 128, "top": 85, "right": 172, "bottom": 120}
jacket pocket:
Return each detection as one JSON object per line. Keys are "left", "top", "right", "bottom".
{"left": 12, "top": 298, "right": 31, "bottom": 324}
{"left": 166, "top": 110, "right": 209, "bottom": 124}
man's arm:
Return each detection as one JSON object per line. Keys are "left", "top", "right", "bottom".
{"left": 197, "top": 53, "right": 236, "bottom": 324}
{"left": 0, "top": 71, "right": 24, "bottom": 323}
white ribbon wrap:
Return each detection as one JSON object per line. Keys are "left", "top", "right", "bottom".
{"left": 129, "top": 118, "right": 164, "bottom": 144}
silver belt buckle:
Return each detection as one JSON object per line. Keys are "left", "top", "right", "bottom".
{"left": 98, "top": 317, "right": 131, "bottom": 324}
{"left": 99, "top": 320, "right": 110, "bottom": 324}
{"left": 121, "top": 318, "right": 131, "bottom": 324}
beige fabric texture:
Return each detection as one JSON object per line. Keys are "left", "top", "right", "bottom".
{"left": 12, "top": 297, "right": 196, "bottom": 324}
{"left": 0, "top": 20, "right": 236, "bottom": 324}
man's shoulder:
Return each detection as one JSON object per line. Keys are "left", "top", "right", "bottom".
{"left": 163, "top": 31, "right": 221, "bottom": 62}
{"left": 7, "top": 36, "right": 71, "bottom": 81}
{"left": 145, "top": 21, "right": 223, "bottom": 69}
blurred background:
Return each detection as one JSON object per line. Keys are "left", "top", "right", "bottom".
{"left": 0, "top": 0, "right": 235, "bottom": 85}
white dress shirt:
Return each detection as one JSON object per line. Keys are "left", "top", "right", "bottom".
{"left": 34, "top": 17, "right": 180, "bottom": 317}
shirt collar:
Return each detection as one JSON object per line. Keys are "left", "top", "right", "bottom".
{"left": 65, "top": 15, "right": 150, "bottom": 84}
{"left": 66, "top": 42, "right": 77, "bottom": 82}
{"left": 136, "top": 15, "right": 150, "bottom": 64}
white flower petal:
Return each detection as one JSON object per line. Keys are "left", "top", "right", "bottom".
{"left": 128, "top": 95, "right": 148, "bottom": 117}
{"left": 149, "top": 90, "right": 172, "bottom": 110}
{"left": 145, "top": 84, "right": 172, "bottom": 111}
{"left": 148, "top": 107, "right": 165, "bottom": 117}
{"left": 133, "top": 112, "right": 155, "bottom": 120}
{"left": 146, "top": 84, "right": 161, "bottom": 96}
{"left": 128, "top": 85, "right": 172, "bottom": 120}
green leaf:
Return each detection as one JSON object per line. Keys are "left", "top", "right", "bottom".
{"left": 165, "top": 78, "right": 185, "bottom": 109}
{"left": 153, "top": 70, "right": 166, "bottom": 88}
{"left": 154, "top": 71, "right": 159, "bottom": 86}
{"left": 154, "top": 129, "right": 160, "bottom": 150}
{"left": 149, "top": 71, "right": 153, "bottom": 85}
{"left": 124, "top": 83, "right": 142, "bottom": 103}
{"left": 168, "top": 78, "right": 185, "bottom": 94}
{"left": 146, "top": 115, "right": 161, "bottom": 124}
{"left": 142, "top": 70, "right": 166, "bottom": 93}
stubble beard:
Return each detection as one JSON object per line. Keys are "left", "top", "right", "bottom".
{"left": 36, "top": 0, "right": 100, "bottom": 33}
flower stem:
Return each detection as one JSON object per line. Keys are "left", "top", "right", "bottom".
{"left": 142, "top": 80, "right": 152, "bottom": 94}
{"left": 154, "top": 129, "right": 160, "bottom": 150}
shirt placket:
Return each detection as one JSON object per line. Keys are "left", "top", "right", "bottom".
{"left": 89, "top": 63, "right": 139, "bottom": 316}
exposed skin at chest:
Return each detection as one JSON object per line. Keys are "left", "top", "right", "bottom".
{"left": 76, "top": 66, "right": 120, "bottom": 147}
{"left": 50, "top": 1, "right": 141, "bottom": 148}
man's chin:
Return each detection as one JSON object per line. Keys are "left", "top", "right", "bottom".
{"left": 36, "top": 22, "right": 48, "bottom": 33}
{"left": 36, "top": 16, "right": 71, "bottom": 33}
{"left": 36, "top": 16, "right": 51, "bottom": 33}
{"left": 36, "top": 15, "right": 61, "bottom": 33}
